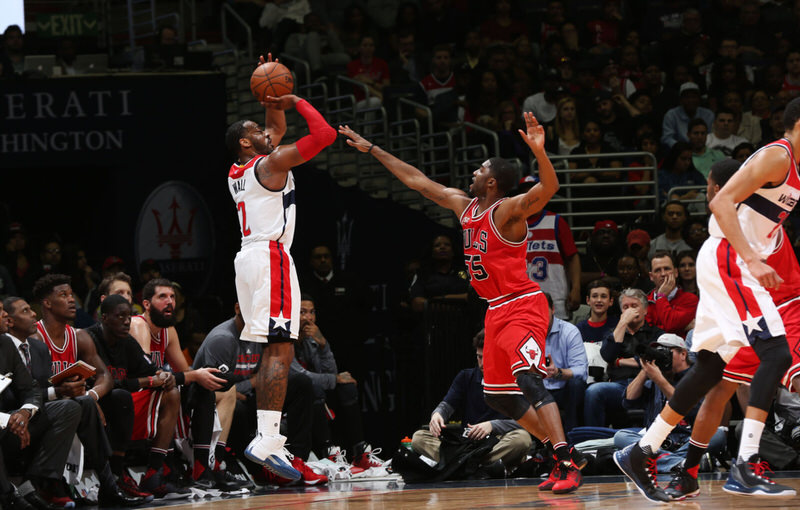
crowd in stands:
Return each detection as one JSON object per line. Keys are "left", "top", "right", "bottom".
{"left": 5, "top": 0, "right": 800, "bottom": 499}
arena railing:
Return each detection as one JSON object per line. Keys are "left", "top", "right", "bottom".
{"left": 666, "top": 185, "right": 708, "bottom": 218}
{"left": 221, "top": 3, "right": 252, "bottom": 60}
{"left": 279, "top": 54, "right": 311, "bottom": 87}
{"left": 531, "top": 151, "right": 660, "bottom": 244}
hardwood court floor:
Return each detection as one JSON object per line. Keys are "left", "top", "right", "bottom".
{"left": 139, "top": 472, "right": 800, "bottom": 510}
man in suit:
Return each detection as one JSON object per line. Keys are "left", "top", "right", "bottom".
{"left": 3, "top": 296, "right": 144, "bottom": 507}
{"left": 0, "top": 299, "right": 80, "bottom": 510}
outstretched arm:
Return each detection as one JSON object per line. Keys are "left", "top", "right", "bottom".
{"left": 496, "top": 113, "right": 559, "bottom": 223}
{"left": 338, "top": 125, "right": 471, "bottom": 216}
{"left": 257, "top": 95, "right": 337, "bottom": 189}
{"left": 259, "top": 54, "right": 287, "bottom": 147}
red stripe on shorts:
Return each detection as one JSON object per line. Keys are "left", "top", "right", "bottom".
{"left": 717, "top": 240, "right": 763, "bottom": 320}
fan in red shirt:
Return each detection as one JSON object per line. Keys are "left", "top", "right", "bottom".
{"left": 346, "top": 35, "right": 390, "bottom": 104}
{"left": 645, "top": 250, "right": 698, "bottom": 338}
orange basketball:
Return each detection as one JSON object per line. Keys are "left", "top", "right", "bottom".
{"left": 250, "top": 62, "right": 294, "bottom": 101}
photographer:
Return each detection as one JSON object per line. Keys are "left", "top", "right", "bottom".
{"left": 584, "top": 288, "right": 663, "bottom": 427}
{"left": 613, "top": 334, "right": 725, "bottom": 472}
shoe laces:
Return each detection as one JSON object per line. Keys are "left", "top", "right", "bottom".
{"left": 645, "top": 454, "right": 667, "bottom": 484}
{"left": 749, "top": 459, "right": 774, "bottom": 483}
{"left": 364, "top": 447, "right": 384, "bottom": 466}
{"left": 331, "top": 448, "right": 349, "bottom": 466}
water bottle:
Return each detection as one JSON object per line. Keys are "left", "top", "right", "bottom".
{"left": 401, "top": 436, "right": 413, "bottom": 450}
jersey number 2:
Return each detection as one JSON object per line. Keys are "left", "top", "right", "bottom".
{"left": 237, "top": 202, "right": 251, "bottom": 236}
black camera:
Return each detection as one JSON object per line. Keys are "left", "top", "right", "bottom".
{"left": 636, "top": 343, "right": 673, "bottom": 373}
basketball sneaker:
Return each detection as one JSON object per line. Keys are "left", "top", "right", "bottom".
{"left": 353, "top": 443, "right": 388, "bottom": 473}
{"left": 722, "top": 454, "right": 796, "bottom": 497}
{"left": 117, "top": 472, "right": 154, "bottom": 503}
{"left": 261, "top": 455, "right": 328, "bottom": 486}
{"left": 139, "top": 467, "right": 191, "bottom": 499}
{"left": 664, "top": 465, "right": 700, "bottom": 500}
{"left": 215, "top": 447, "right": 255, "bottom": 489}
{"left": 551, "top": 460, "right": 583, "bottom": 494}
{"left": 613, "top": 442, "right": 671, "bottom": 503}
{"left": 191, "top": 460, "right": 241, "bottom": 492}
{"left": 538, "top": 457, "right": 560, "bottom": 491}
{"left": 570, "top": 447, "right": 589, "bottom": 471}
{"left": 245, "top": 433, "right": 301, "bottom": 481}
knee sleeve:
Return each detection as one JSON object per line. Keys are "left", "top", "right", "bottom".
{"left": 668, "top": 350, "right": 726, "bottom": 416}
{"left": 484, "top": 393, "right": 530, "bottom": 421}
{"left": 516, "top": 372, "right": 555, "bottom": 410}
{"left": 750, "top": 336, "right": 792, "bottom": 411}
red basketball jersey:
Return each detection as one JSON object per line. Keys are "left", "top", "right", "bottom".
{"left": 460, "top": 197, "right": 540, "bottom": 303}
{"left": 766, "top": 228, "right": 800, "bottom": 306}
{"left": 134, "top": 315, "right": 168, "bottom": 368}
{"left": 36, "top": 320, "right": 77, "bottom": 375}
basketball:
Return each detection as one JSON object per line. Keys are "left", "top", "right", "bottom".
{"left": 250, "top": 62, "right": 294, "bottom": 101}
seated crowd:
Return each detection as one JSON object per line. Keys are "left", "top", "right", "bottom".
{"left": 0, "top": 242, "right": 388, "bottom": 508}
{"left": 4, "top": 0, "right": 800, "bottom": 503}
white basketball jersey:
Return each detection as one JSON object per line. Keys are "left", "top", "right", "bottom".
{"left": 708, "top": 138, "right": 800, "bottom": 258}
{"left": 228, "top": 155, "right": 296, "bottom": 249}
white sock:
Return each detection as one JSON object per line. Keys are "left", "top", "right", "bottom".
{"left": 738, "top": 418, "right": 765, "bottom": 462}
{"left": 639, "top": 415, "right": 675, "bottom": 453}
{"left": 257, "top": 410, "right": 282, "bottom": 436}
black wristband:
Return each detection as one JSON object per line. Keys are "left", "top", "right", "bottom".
{"left": 367, "top": 143, "right": 375, "bottom": 154}
{"left": 174, "top": 372, "right": 185, "bottom": 386}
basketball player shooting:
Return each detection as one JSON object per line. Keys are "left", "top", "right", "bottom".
{"left": 339, "top": 113, "right": 584, "bottom": 493}
{"left": 226, "top": 54, "right": 337, "bottom": 481}
{"left": 615, "top": 98, "right": 800, "bottom": 502}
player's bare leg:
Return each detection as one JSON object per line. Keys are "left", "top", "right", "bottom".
{"left": 245, "top": 342, "right": 301, "bottom": 480}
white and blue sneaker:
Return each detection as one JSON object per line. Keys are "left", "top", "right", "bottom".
{"left": 722, "top": 454, "right": 796, "bottom": 497}
{"left": 244, "top": 433, "right": 301, "bottom": 481}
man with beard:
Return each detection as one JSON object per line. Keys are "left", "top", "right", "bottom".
{"left": 129, "top": 278, "right": 225, "bottom": 494}
{"left": 4, "top": 295, "right": 144, "bottom": 507}
{"left": 84, "top": 295, "right": 188, "bottom": 499}
{"left": 226, "top": 68, "right": 336, "bottom": 481}
{"left": 338, "top": 115, "right": 585, "bottom": 494}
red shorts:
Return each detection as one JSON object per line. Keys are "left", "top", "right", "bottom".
{"left": 131, "top": 389, "right": 162, "bottom": 441}
{"left": 482, "top": 291, "right": 549, "bottom": 395}
{"left": 722, "top": 299, "right": 800, "bottom": 391}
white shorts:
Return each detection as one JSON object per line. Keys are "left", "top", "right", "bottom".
{"left": 234, "top": 241, "right": 300, "bottom": 343}
{"left": 692, "top": 237, "right": 785, "bottom": 362}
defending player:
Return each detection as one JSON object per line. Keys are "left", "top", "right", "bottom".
{"left": 339, "top": 113, "right": 584, "bottom": 493}
{"left": 225, "top": 55, "right": 337, "bottom": 480}
{"left": 615, "top": 100, "right": 800, "bottom": 501}
{"left": 665, "top": 160, "right": 800, "bottom": 499}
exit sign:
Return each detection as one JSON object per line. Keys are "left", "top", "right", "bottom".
{"left": 36, "top": 13, "right": 98, "bottom": 37}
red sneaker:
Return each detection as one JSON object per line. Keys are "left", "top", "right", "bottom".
{"left": 292, "top": 456, "right": 328, "bottom": 486}
{"left": 538, "top": 457, "right": 560, "bottom": 491}
{"left": 261, "top": 466, "right": 295, "bottom": 486}
{"left": 118, "top": 471, "right": 154, "bottom": 502}
{"left": 39, "top": 484, "right": 75, "bottom": 508}
{"left": 353, "top": 444, "right": 386, "bottom": 471}
{"left": 552, "top": 460, "right": 583, "bottom": 494}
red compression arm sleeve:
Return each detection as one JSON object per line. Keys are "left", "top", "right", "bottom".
{"left": 295, "top": 99, "right": 337, "bottom": 160}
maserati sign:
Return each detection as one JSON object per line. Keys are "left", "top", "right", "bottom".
{"left": 134, "top": 181, "right": 215, "bottom": 294}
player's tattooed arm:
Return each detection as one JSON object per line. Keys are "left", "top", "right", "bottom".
{"left": 338, "top": 124, "right": 471, "bottom": 215}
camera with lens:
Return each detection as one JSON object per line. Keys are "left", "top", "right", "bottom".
{"left": 636, "top": 343, "right": 673, "bottom": 373}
